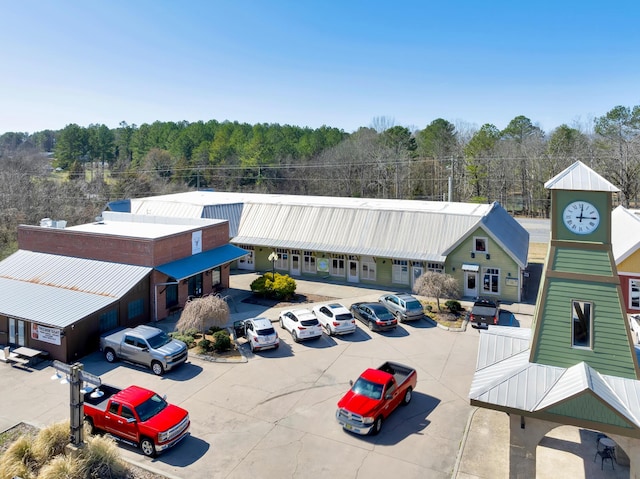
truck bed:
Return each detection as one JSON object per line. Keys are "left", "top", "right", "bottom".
{"left": 83, "top": 384, "right": 122, "bottom": 411}
{"left": 378, "top": 361, "right": 415, "bottom": 386}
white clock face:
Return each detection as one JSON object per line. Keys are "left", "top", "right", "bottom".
{"left": 563, "top": 201, "right": 600, "bottom": 235}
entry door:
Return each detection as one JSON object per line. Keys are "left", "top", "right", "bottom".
{"left": 8, "top": 318, "right": 25, "bottom": 346}
{"left": 290, "top": 254, "right": 301, "bottom": 276}
{"left": 464, "top": 272, "right": 478, "bottom": 297}
{"left": 347, "top": 260, "right": 359, "bottom": 283}
{"left": 411, "top": 266, "right": 424, "bottom": 289}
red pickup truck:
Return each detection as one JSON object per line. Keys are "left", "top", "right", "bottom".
{"left": 336, "top": 361, "right": 417, "bottom": 435}
{"left": 83, "top": 384, "right": 190, "bottom": 457}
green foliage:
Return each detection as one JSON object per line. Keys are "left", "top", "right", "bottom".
{"left": 207, "top": 326, "right": 224, "bottom": 335}
{"left": 250, "top": 273, "right": 296, "bottom": 300}
{"left": 212, "top": 330, "right": 231, "bottom": 351}
{"left": 169, "top": 331, "right": 197, "bottom": 348}
{"left": 198, "top": 338, "right": 213, "bottom": 353}
{"left": 445, "top": 300, "right": 462, "bottom": 313}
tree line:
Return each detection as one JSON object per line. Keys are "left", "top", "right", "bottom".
{"left": 0, "top": 106, "right": 639, "bottom": 257}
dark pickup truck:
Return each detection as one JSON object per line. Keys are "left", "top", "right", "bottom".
{"left": 468, "top": 298, "right": 500, "bottom": 327}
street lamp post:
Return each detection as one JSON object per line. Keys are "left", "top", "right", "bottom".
{"left": 51, "top": 360, "right": 102, "bottom": 448}
{"left": 268, "top": 251, "right": 278, "bottom": 280}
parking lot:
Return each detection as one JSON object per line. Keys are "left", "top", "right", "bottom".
{"left": 0, "top": 273, "right": 532, "bottom": 479}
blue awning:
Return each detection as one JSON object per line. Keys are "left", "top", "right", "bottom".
{"left": 156, "top": 244, "right": 249, "bottom": 280}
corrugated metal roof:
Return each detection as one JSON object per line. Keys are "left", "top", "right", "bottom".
{"left": 0, "top": 251, "right": 152, "bottom": 328}
{"left": 0, "top": 250, "right": 151, "bottom": 296}
{"left": 544, "top": 160, "right": 620, "bottom": 192}
{"left": 202, "top": 203, "right": 244, "bottom": 237}
{"left": 470, "top": 326, "right": 640, "bottom": 427}
{"left": 156, "top": 244, "right": 249, "bottom": 280}
{"left": 232, "top": 202, "right": 488, "bottom": 262}
{"left": 611, "top": 205, "right": 640, "bottom": 264}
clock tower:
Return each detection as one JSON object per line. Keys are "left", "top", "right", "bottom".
{"left": 529, "top": 161, "right": 639, "bottom": 379}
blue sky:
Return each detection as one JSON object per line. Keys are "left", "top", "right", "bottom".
{"left": 1, "top": 1, "right": 639, "bottom": 135}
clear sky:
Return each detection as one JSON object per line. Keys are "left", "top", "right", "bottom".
{"left": 2, "top": 1, "right": 639, "bottom": 135}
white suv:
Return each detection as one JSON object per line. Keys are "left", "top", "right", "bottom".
{"left": 313, "top": 303, "right": 357, "bottom": 336}
{"left": 235, "top": 317, "right": 279, "bottom": 353}
{"left": 279, "top": 309, "right": 323, "bottom": 342}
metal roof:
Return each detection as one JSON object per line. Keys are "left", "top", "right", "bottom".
{"left": 611, "top": 205, "right": 640, "bottom": 264}
{"left": 470, "top": 326, "right": 640, "bottom": 428}
{"left": 0, "top": 250, "right": 152, "bottom": 328}
{"left": 156, "top": 244, "right": 249, "bottom": 280}
{"left": 544, "top": 160, "right": 620, "bottom": 192}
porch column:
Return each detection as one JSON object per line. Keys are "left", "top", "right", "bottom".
{"left": 509, "top": 415, "right": 557, "bottom": 478}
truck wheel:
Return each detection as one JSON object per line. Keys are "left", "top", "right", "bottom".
{"left": 371, "top": 416, "right": 383, "bottom": 435}
{"left": 151, "top": 361, "right": 165, "bottom": 376}
{"left": 140, "top": 437, "right": 156, "bottom": 457}
{"left": 402, "top": 387, "right": 413, "bottom": 406}
{"left": 83, "top": 417, "right": 95, "bottom": 435}
{"left": 104, "top": 349, "right": 117, "bottom": 363}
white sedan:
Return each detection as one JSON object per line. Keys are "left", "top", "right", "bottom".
{"left": 312, "top": 303, "right": 357, "bottom": 336}
{"left": 279, "top": 309, "right": 323, "bottom": 342}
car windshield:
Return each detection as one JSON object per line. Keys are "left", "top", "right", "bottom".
{"left": 371, "top": 305, "right": 394, "bottom": 320}
{"left": 257, "top": 327, "right": 275, "bottom": 336}
{"left": 352, "top": 378, "right": 383, "bottom": 400}
{"left": 335, "top": 313, "right": 353, "bottom": 321}
{"left": 406, "top": 300, "right": 422, "bottom": 310}
{"left": 147, "top": 331, "right": 172, "bottom": 349}
{"left": 301, "top": 319, "right": 319, "bottom": 327}
{"left": 135, "top": 393, "right": 168, "bottom": 422}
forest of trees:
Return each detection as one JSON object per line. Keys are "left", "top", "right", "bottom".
{"left": 0, "top": 105, "right": 639, "bottom": 258}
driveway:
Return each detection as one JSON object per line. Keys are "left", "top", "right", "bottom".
{"left": 0, "top": 278, "right": 484, "bottom": 479}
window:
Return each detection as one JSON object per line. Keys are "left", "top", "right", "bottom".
{"left": 109, "top": 402, "right": 120, "bottom": 415}
{"left": 276, "top": 248, "right": 288, "bottom": 270}
{"left": 572, "top": 300, "right": 593, "bottom": 349}
{"left": 237, "top": 244, "right": 254, "bottom": 266}
{"left": 121, "top": 406, "right": 135, "bottom": 420}
{"left": 127, "top": 299, "right": 144, "bottom": 320}
{"left": 330, "top": 254, "right": 345, "bottom": 276}
{"left": 361, "top": 261, "right": 376, "bottom": 280}
{"left": 188, "top": 273, "right": 203, "bottom": 297}
{"left": 631, "top": 279, "right": 640, "bottom": 309}
{"left": 482, "top": 268, "right": 500, "bottom": 294}
{"left": 303, "top": 251, "right": 316, "bottom": 273}
{"left": 427, "top": 262, "right": 444, "bottom": 273}
{"left": 392, "top": 260, "right": 409, "bottom": 284}
{"left": 474, "top": 237, "right": 488, "bottom": 253}
{"left": 99, "top": 309, "right": 118, "bottom": 333}
{"left": 166, "top": 283, "right": 178, "bottom": 308}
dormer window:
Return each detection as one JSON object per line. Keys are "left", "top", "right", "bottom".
{"left": 474, "top": 237, "right": 488, "bottom": 253}
{"left": 572, "top": 300, "right": 593, "bottom": 349}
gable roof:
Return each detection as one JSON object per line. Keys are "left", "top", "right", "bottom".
{"left": 129, "top": 191, "right": 528, "bottom": 265}
{"left": 470, "top": 327, "right": 640, "bottom": 430}
{"left": 0, "top": 250, "right": 151, "bottom": 328}
{"left": 611, "top": 205, "right": 640, "bottom": 264}
{"left": 544, "top": 160, "right": 620, "bottom": 192}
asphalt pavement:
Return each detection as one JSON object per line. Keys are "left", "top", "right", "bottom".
{"left": 0, "top": 271, "right": 629, "bottom": 478}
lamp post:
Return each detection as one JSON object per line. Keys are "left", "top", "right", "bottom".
{"left": 268, "top": 251, "right": 278, "bottom": 280}
{"left": 51, "top": 360, "right": 102, "bottom": 448}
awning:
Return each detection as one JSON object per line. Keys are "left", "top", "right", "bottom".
{"left": 462, "top": 263, "right": 480, "bottom": 272}
{"left": 156, "top": 244, "right": 249, "bottom": 280}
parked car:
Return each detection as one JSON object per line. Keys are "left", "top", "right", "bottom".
{"left": 468, "top": 297, "right": 500, "bottom": 327}
{"left": 234, "top": 317, "right": 279, "bottom": 352}
{"left": 336, "top": 361, "right": 417, "bottom": 435}
{"left": 313, "top": 303, "right": 357, "bottom": 336}
{"left": 83, "top": 384, "right": 190, "bottom": 457}
{"left": 100, "top": 325, "right": 188, "bottom": 376}
{"left": 350, "top": 302, "right": 397, "bottom": 331}
{"left": 279, "top": 309, "right": 323, "bottom": 342}
{"left": 378, "top": 292, "right": 426, "bottom": 322}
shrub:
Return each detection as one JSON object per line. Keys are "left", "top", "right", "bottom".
{"left": 445, "top": 300, "right": 462, "bottom": 313}
{"left": 32, "top": 420, "right": 69, "bottom": 462}
{"left": 0, "top": 436, "right": 34, "bottom": 479}
{"left": 250, "top": 273, "right": 296, "bottom": 300}
{"left": 207, "top": 326, "right": 224, "bottom": 335}
{"left": 198, "top": 338, "right": 213, "bottom": 354}
{"left": 169, "top": 332, "right": 196, "bottom": 348}
{"left": 212, "top": 329, "right": 231, "bottom": 351}
{"left": 82, "top": 434, "right": 126, "bottom": 478}
{"left": 38, "top": 454, "right": 84, "bottom": 479}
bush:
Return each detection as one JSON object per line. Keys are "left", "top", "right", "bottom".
{"left": 82, "top": 435, "right": 126, "bottom": 478}
{"left": 212, "top": 330, "right": 231, "bottom": 351}
{"left": 33, "top": 420, "right": 69, "bottom": 462}
{"left": 0, "top": 436, "right": 34, "bottom": 479}
{"left": 250, "top": 273, "right": 296, "bottom": 300}
{"left": 445, "top": 300, "right": 462, "bottom": 313}
{"left": 198, "top": 338, "right": 213, "bottom": 354}
{"left": 169, "top": 332, "right": 196, "bottom": 348}
{"left": 207, "top": 326, "right": 224, "bottom": 335}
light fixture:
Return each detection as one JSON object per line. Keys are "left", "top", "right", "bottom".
{"left": 90, "top": 388, "right": 104, "bottom": 399}
{"left": 51, "top": 371, "right": 63, "bottom": 381}
{"left": 471, "top": 252, "right": 475, "bottom": 258}
{"left": 486, "top": 254, "right": 490, "bottom": 260}
{"left": 60, "top": 375, "right": 69, "bottom": 385}
{"left": 81, "top": 384, "right": 94, "bottom": 395}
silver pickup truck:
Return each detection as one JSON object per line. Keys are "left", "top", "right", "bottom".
{"left": 100, "top": 325, "right": 188, "bottom": 375}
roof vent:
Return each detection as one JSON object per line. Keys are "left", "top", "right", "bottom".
{"left": 40, "top": 218, "right": 53, "bottom": 227}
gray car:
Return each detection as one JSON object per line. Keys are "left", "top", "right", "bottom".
{"left": 378, "top": 293, "right": 426, "bottom": 322}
